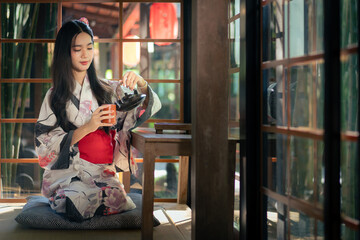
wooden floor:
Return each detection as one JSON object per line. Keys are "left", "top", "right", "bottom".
{"left": 0, "top": 202, "right": 191, "bottom": 240}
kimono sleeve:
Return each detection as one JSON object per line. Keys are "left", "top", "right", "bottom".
{"left": 105, "top": 79, "right": 161, "bottom": 173}
{"left": 35, "top": 90, "right": 74, "bottom": 170}
{"left": 105, "top": 79, "right": 161, "bottom": 130}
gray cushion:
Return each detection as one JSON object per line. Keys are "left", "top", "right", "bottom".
{"left": 15, "top": 193, "right": 160, "bottom": 229}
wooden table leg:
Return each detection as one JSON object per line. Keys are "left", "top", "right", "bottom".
{"left": 177, "top": 156, "right": 189, "bottom": 204}
{"left": 141, "top": 145, "right": 156, "bottom": 240}
{"left": 122, "top": 171, "right": 131, "bottom": 193}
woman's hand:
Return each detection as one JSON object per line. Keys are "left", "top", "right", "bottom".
{"left": 85, "top": 105, "right": 115, "bottom": 133}
{"left": 120, "top": 71, "right": 147, "bottom": 91}
{"left": 71, "top": 105, "right": 115, "bottom": 145}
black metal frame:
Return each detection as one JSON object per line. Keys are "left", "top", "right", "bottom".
{"left": 358, "top": 1, "right": 360, "bottom": 238}
{"left": 324, "top": 0, "right": 341, "bottom": 239}
{"left": 240, "top": 0, "right": 261, "bottom": 239}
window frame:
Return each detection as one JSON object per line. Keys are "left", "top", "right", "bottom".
{"left": 0, "top": 0, "right": 184, "bottom": 202}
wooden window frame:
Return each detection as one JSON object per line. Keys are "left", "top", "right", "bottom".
{"left": 0, "top": 0, "right": 184, "bottom": 202}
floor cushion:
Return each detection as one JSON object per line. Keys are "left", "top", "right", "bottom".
{"left": 15, "top": 193, "right": 160, "bottom": 229}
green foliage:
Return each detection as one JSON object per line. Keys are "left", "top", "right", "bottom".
{"left": 0, "top": 3, "right": 56, "bottom": 195}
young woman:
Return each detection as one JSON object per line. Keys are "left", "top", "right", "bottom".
{"left": 35, "top": 18, "right": 161, "bottom": 221}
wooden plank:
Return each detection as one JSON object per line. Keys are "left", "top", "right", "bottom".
{"left": 177, "top": 156, "right": 189, "bottom": 204}
{"left": 159, "top": 203, "right": 191, "bottom": 240}
{"left": 153, "top": 209, "right": 185, "bottom": 240}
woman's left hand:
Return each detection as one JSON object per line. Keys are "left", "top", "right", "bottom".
{"left": 120, "top": 71, "right": 147, "bottom": 91}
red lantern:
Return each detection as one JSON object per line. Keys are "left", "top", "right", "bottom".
{"left": 149, "top": 3, "right": 178, "bottom": 46}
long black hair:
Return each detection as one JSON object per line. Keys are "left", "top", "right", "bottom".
{"left": 50, "top": 20, "right": 113, "bottom": 132}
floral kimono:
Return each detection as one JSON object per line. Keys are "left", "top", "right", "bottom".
{"left": 35, "top": 77, "right": 161, "bottom": 221}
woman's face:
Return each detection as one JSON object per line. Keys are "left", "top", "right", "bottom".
{"left": 70, "top": 32, "right": 94, "bottom": 73}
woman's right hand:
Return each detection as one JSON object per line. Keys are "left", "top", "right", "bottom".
{"left": 85, "top": 105, "right": 115, "bottom": 133}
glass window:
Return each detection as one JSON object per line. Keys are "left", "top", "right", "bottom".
{"left": 62, "top": 2, "right": 120, "bottom": 39}
{"left": 122, "top": 3, "right": 180, "bottom": 40}
{"left": 0, "top": 1, "right": 184, "bottom": 201}
{"left": 262, "top": 1, "right": 284, "bottom": 62}
{"left": 290, "top": 136, "right": 315, "bottom": 201}
{"left": 151, "top": 82, "right": 180, "bottom": 120}
{"left": 1, "top": 43, "right": 54, "bottom": 79}
{"left": 340, "top": 140, "right": 358, "bottom": 220}
{"left": 263, "top": 66, "right": 286, "bottom": 126}
{"left": 340, "top": 0, "right": 358, "bottom": 48}
{"left": 95, "top": 42, "right": 120, "bottom": 79}
{"left": 1, "top": 83, "right": 51, "bottom": 119}
{"left": 1, "top": 3, "right": 57, "bottom": 39}
{"left": 123, "top": 42, "right": 181, "bottom": 80}
{"left": 229, "top": 0, "right": 240, "bottom": 18}
{"left": 1, "top": 123, "right": 36, "bottom": 159}
{"left": 265, "top": 197, "right": 288, "bottom": 239}
{"left": 340, "top": 54, "right": 358, "bottom": 132}
{"left": 263, "top": 133, "right": 288, "bottom": 195}
{"left": 288, "top": 0, "right": 324, "bottom": 58}
{"left": 229, "top": 19, "right": 240, "bottom": 68}
{"left": 261, "top": 0, "right": 328, "bottom": 238}
{"left": 288, "top": 208, "right": 317, "bottom": 239}
{"left": 1, "top": 163, "right": 43, "bottom": 199}
{"left": 132, "top": 161, "right": 179, "bottom": 199}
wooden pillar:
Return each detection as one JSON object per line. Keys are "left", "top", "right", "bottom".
{"left": 191, "top": 0, "right": 232, "bottom": 239}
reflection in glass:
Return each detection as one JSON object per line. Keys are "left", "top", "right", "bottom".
{"left": 266, "top": 197, "right": 287, "bottom": 239}
{"left": 342, "top": 224, "right": 357, "bottom": 240}
{"left": 316, "top": 63, "right": 325, "bottom": 129}
{"left": 263, "top": 133, "right": 276, "bottom": 190}
{"left": 132, "top": 162, "right": 179, "bottom": 199}
{"left": 289, "top": 0, "right": 324, "bottom": 57}
{"left": 150, "top": 83, "right": 180, "bottom": 120}
{"left": 263, "top": 66, "right": 286, "bottom": 126}
{"left": 316, "top": 141, "right": 325, "bottom": 204}
{"left": 123, "top": 42, "right": 180, "bottom": 80}
{"left": 94, "top": 42, "right": 120, "bottom": 79}
{"left": 290, "top": 65, "right": 312, "bottom": 128}
{"left": 229, "top": 19, "right": 240, "bottom": 68}
{"left": 1, "top": 3, "right": 57, "bottom": 39}
{"left": 1, "top": 83, "right": 51, "bottom": 119}
{"left": 229, "top": 73, "right": 240, "bottom": 138}
{"left": 262, "top": 1, "right": 284, "bottom": 61}
{"left": 263, "top": 133, "right": 287, "bottom": 194}
{"left": 1, "top": 43, "right": 54, "bottom": 79}
{"left": 229, "top": 73, "right": 240, "bottom": 121}
{"left": 234, "top": 143, "right": 240, "bottom": 231}
{"left": 317, "top": 220, "right": 324, "bottom": 238}
{"left": 341, "top": 54, "right": 358, "bottom": 132}
{"left": 290, "top": 136, "right": 315, "bottom": 201}
{"left": 122, "top": 3, "right": 181, "bottom": 39}
{"left": 1, "top": 163, "right": 42, "bottom": 199}
{"left": 340, "top": 0, "right": 358, "bottom": 48}
{"left": 229, "top": 0, "right": 240, "bottom": 18}
{"left": 1, "top": 123, "right": 36, "bottom": 159}
{"left": 62, "top": 2, "right": 119, "bottom": 39}
{"left": 289, "top": 63, "right": 325, "bottom": 129}
{"left": 289, "top": 208, "right": 316, "bottom": 239}
{"left": 340, "top": 141, "right": 358, "bottom": 220}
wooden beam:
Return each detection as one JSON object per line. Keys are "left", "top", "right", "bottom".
{"left": 191, "top": 0, "right": 232, "bottom": 239}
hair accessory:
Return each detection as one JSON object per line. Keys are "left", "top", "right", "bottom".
{"left": 79, "top": 17, "right": 89, "bottom": 26}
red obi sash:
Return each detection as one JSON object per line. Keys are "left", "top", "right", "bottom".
{"left": 78, "top": 129, "right": 116, "bottom": 164}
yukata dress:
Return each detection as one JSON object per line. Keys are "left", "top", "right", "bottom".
{"left": 35, "top": 77, "right": 161, "bottom": 221}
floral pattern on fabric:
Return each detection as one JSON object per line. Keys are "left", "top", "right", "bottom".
{"left": 35, "top": 76, "right": 161, "bottom": 221}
